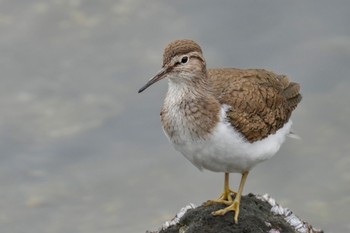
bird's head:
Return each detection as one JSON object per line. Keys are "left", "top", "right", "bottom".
{"left": 138, "top": 39, "right": 207, "bottom": 93}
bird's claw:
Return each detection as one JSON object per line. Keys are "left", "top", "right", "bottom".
{"left": 212, "top": 199, "right": 241, "bottom": 224}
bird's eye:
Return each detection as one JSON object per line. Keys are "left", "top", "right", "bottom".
{"left": 181, "top": 56, "right": 189, "bottom": 64}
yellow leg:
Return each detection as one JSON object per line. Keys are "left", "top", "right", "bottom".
{"left": 205, "top": 173, "right": 237, "bottom": 206}
{"left": 212, "top": 171, "right": 249, "bottom": 224}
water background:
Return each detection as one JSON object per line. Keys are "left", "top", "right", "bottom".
{"left": 1, "top": 1, "right": 349, "bottom": 232}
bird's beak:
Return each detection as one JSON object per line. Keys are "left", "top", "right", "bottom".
{"left": 138, "top": 66, "right": 168, "bottom": 93}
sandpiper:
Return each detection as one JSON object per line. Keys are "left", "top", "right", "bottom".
{"left": 138, "top": 39, "right": 302, "bottom": 223}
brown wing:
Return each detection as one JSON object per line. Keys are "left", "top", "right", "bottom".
{"left": 208, "top": 68, "right": 302, "bottom": 143}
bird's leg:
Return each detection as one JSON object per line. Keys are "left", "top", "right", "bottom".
{"left": 205, "top": 173, "right": 237, "bottom": 206}
{"left": 212, "top": 171, "right": 249, "bottom": 224}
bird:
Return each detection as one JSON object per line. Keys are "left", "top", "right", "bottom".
{"left": 138, "top": 39, "right": 302, "bottom": 223}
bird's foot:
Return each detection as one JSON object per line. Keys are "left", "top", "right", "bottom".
{"left": 205, "top": 189, "right": 236, "bottom": 206}
{"left": 212, "top": 198, "right": 241, "bottom": 224}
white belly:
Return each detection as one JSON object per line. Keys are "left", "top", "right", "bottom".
{"left": 167, "top": 106, "right": 293, "bottom": 173}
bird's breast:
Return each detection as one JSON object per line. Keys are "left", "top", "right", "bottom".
{"left": 162, "top": 104, "right": 293, "bottom": 173}
{"left": 160, "top": 92, "right": 220, "bottom": 145}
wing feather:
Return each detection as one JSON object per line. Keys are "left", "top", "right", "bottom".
{"left": 208, "top": 68, "right": 302, "bottom": 142}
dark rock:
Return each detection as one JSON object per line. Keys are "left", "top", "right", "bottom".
{"left": 147, "top": 193, "right": 323, "bottom": 233}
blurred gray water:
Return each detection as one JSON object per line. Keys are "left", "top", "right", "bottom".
{"left": 1, "top": 1, "right": 349, "bottom": 232}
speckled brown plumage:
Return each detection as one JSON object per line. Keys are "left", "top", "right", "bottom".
{"left": 156, "top": 39, "right": 302, "bottom": 143}
{"left": 160, "top": 94, "right": 220, "bottom": 143}
{"left": 162, "top": 40, "right": 203, "bottom": 66}
{"left": 138, "top": 39, "right": 303, "bottom": 224}
{"left": 208, "top": 68, "right": 302, "bottom": 142}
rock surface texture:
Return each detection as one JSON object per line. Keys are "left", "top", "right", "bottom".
{"left": 146, "top": 194, "right": 323, "bottom": 233}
